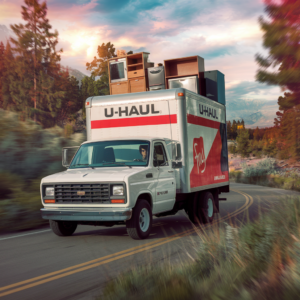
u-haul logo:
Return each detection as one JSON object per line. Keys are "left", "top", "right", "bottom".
{"left": 105, "top": 104, "right": 160, "bottom": 118}
{"left": 193, "top": 137, "right": 206, "bottom": 174}
{"left": 199, "top": 104, "right": 218, "bottom": 120}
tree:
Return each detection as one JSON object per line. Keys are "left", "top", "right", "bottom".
{"left": 236, "top": 129, "right": 250, "bottom": 157}
{"left": 0, "top": 42, "right": 4, "bottom": 108}
{"left": 86, "top": 42, "right": 116, "bottom": 95}
{"left": 2, "top": 42, "right": 17, "bottom": 111}
{"left": 80, "top": 75, "right": 108, "bottom": 119}
{"left": 86, "top": 42, "right": 116, "bottom": 77}
{"left": 227, "top": 120, "right": 232, "bottom": 139}
{"left": 9, "top": 0, "right": 63, "bottom": 125}
{"left": 256, "top": 0, "right": 300, "bottom": 159}
{"left": 253, "top": 126, "right": 260, "bottom": 141}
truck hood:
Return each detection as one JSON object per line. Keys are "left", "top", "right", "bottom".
{"left": 41, "top": 167, "right": 144, "bottom": 183}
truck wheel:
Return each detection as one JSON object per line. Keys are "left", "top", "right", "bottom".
{"left": 126, "top": 200, "right": 152, "bottom": 240}
{"left": 198, "top": 192, "right": 215, "bottom": 224}
{"left": 50, "top": 220, "right": 77, "bottom": 236}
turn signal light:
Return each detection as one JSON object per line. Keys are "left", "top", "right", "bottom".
{"left": 111, "top": 199, "right": 125, "bottom": 203}
{"left": 45, "top": 199, "right": 55, "bottom": 203}
{"left": 86, "top": 102, "right": 89, "bottom": 106}
{"left": 178, "top": 92, "right": 184, "bottom": 96}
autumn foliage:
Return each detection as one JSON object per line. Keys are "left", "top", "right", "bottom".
{"left": 256, "top": 0, "right": 300, "bottom": 160}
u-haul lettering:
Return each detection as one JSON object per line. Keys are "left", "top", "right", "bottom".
{"left": 91, "top": 101, "right": 170, "bottom": 122}
{"left": 104, "top": 104, "right": 160, "bottom": 118}
{"left": 199, "top": 105, "right": 218, "bottom": 120}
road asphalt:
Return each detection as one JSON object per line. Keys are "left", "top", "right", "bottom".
{"left": 0, "top": 183, "right": 299, "bottom": 300}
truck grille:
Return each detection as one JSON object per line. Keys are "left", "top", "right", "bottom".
{"left": 55, "top": 183, "right": 110, "bottom": 204}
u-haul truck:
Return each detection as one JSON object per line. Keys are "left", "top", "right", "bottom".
{"left": 40, "top": 88, "right": 229, "bottom": 239}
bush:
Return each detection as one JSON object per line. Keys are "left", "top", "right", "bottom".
{"left": 228, "top": 144, "right": 237, "bottom": 154}
{"left": 0, "top": 110, "right": 87, "bottom": 233}
{"left": 0, "top": 110, "right": 86, "bottom": 180}
{"left": 242, "top": 158, "right": 277, "bottom": 178}
{"left": 0, "top": 172, "right": 47, "bottom": 232}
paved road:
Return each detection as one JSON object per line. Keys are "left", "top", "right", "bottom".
{"left": 0, "top": 183, "right": 299, "bottom": 300}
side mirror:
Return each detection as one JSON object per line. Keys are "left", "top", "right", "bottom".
{"left": 175, "top": 143, "right": 182, "bottom": 161}
{"left": 62, "top": 146, "right": 79, "bottom": 168}
{"left": 171, "top": 142, "right": 182, "bottom": 169}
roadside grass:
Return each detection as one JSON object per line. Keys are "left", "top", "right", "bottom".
{"left": 101, "top": 196, "right": 300, "bottom": 300}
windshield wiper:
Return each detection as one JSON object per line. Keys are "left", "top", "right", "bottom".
{"left": 101, "top": 162, "right": 132, "bottom": 169}
{"left": 72, "top": 164, "right": 95, "bottom": 169}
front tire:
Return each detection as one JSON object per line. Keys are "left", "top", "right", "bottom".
{"left": 50, "top": 220, "right": 77, "bottom": 236}
{"left": 126, "top": 200, "right": 152, "bottom": 240}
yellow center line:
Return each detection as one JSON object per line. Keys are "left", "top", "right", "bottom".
{"left": 0, "top": 189, "right": 253, "bottom": 298}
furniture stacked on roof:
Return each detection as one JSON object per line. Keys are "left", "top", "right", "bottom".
{"left": 107, "top": 52, "right": 225, "bottom": 105}
{"left": 108, "top": 52, "right": 154, "bottom": 95}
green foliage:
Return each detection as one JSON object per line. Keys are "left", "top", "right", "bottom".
{"left": 9, "top": 0, "right": 63, "bottom": 125}
{"left": 0, "top": 109, "right": 86, "bottom": 180}
{"left": 1, "top": 1, "right": 83, "bottom": 128}
{"left": 80, "top": 75, "right": 109, "bottom": 118}
{"left": 101, "top": 196, "right": 300, "bottom": 300}
{"left": 0, "top": 110, "right": 86, "bottom": 232}
{"left": 0, "top": 41, "right": 4, "bottom": 108}
{"left": 229, "top": 170, "right": 243, "bottom": 182}
{"left": 228, "top": 144, "right": 237, "bottom": 154}
{"left": 256, "top": 0, "right": 300, "bottom": 160}
{"left": 242, "top": 158, "right": 277, "bottom": 178}
{"left": 0, "top": 173, "right": 46, "bottom": 232}
{"left": 85, "top": 42, "right": 116, "bottom": 97}
{"left": 236, "top": 129, "right": 251, "bottom": 157}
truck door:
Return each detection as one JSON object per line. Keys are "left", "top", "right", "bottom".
{"left": 152, "top": 141, "right": 176, "bottom": 213}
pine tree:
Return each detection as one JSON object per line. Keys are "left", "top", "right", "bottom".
{"left": 253, "top": 127, "right": 260, "bottom": 141}
{"left": 256, "top": 0, "right": 300, "bottom": 159}
{"left": 237, "top": 129, "right": 250, "bottom": 157}
{"left": 2, "top": 42, "right": 17, "bottom": 111}
{"left": 227, "top": 121, "right": 232, "bottom": 139}
{"left": 0, "top": 42, "right": 4, "bottom": 108}
{"left": 9, "top": 0, "right": 63, "bottom": 125}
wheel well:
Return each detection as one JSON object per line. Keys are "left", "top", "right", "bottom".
{"left": 136, "top": 193, "right": 153, "bottom": 209}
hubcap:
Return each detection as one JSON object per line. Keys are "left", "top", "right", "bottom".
{"left": 139, "top": 208, "right": 150, "bottom": 232}
{"left": 207, "top": 198, "right": 213, "bottom": 218}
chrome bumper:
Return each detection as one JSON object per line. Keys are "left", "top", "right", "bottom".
{"left": 41, "top": 207, "right": 132, "bottom": 222}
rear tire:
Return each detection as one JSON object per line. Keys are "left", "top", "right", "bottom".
{"left": 197, "top": 192, "right": 215, "bottom": 224}
{"left": 126, "top": 200, "right": 152, "bottom": 240}
{"left": 50, "top": 220, "right": 77, "bottom": 236}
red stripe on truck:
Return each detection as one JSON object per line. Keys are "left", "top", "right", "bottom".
{"left": 91, "top": 114, "right": 177, "bottom": 129}
{"left": 187, "top": 114, "right": 220, "bottom": 129}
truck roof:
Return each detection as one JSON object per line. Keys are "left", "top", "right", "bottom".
{"left": 87, "top": 88, "right": 185, "bottom": 107}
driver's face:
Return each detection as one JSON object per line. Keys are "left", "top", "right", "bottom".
{"left": 141, "top": 149, "right": 147, "bottom": 159}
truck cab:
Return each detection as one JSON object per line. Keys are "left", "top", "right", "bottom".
{"left": 41, "top": 137, "right": 182, "bottom": 239}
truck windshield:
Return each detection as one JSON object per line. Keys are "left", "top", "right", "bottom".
{"left": 69, "top": 140, "right": 150, "bottom": 169}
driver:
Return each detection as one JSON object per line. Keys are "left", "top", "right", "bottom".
{"left": 139, "top": 145, "right": 148, "bottom": 161}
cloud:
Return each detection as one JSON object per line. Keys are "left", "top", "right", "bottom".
{"left": 226, "top": 81, "right": 283, "bottom": 102}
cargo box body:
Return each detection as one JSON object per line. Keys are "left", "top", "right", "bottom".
{"left": 86, "top": 88, "right": 229, "bottom": 194}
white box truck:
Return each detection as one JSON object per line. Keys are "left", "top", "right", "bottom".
{"left": 40, "top": 88, "right": 229, "bottom": 239}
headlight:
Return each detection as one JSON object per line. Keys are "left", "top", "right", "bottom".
{"left": 113, "top": 185, "right": 124, "bottom": 195}
{"left": 45, "top": 187, "right": 54, "bottom": 197}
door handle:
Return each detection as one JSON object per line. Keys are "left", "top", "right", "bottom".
{"left": 146, "top": 173, "right": 153, "bottom": 178}
{"left": 168, "top": 170, "right": 174, "bottom": 173}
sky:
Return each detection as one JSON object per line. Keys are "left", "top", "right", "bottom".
{"left": 0, "top": 0, "right": 283, "bottom": 105}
